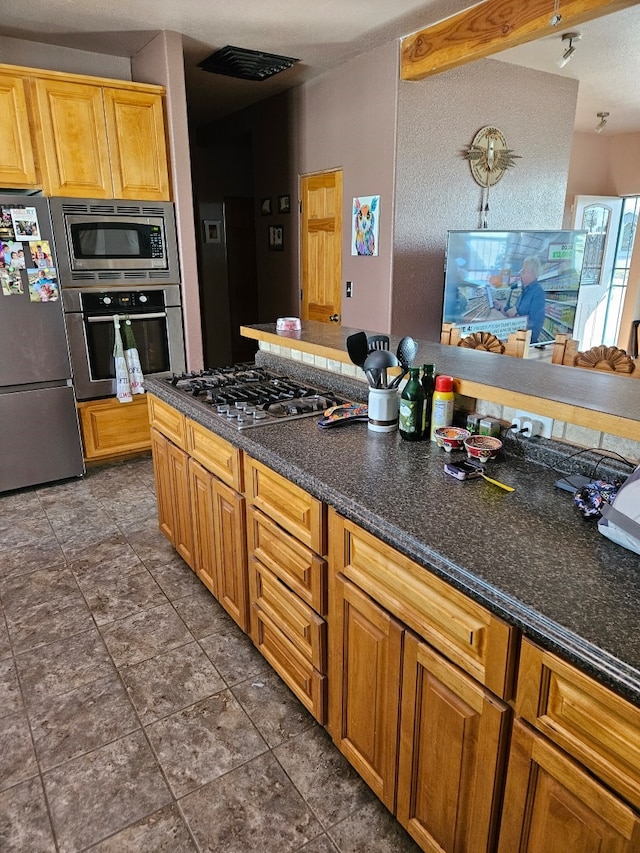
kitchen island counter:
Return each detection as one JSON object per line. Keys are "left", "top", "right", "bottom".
{"left": 147, "top": 375, "right": 640, "bottom": 708}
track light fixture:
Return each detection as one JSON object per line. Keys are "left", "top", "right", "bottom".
{"left": 595, "top": 112, "right": 610, "bottom": 133}
{"left": 557, "top": 32, "right": 581, "bottom": 68}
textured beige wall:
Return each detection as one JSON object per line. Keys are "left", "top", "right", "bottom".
{"left": 392, "top": 58, "right": 579, "bottom": 343}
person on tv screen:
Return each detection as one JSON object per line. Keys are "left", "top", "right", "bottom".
{"left": 498, "top": 256, "right": 545, "bottom": 343}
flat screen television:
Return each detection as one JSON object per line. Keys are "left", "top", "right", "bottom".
{"left": 443, "top": 230, "right": 587, "bottom": 345}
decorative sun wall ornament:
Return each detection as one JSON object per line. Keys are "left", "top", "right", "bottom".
{"left": 462, "top": 126, "right": 520, "bottom": 228}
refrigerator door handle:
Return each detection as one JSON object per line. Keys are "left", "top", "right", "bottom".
{"left": 86, "top": 312, "right": 167, "bottom": 323}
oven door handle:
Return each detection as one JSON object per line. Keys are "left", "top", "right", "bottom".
{"left": 86, "top": 312, "right": 167, "bottom": 323}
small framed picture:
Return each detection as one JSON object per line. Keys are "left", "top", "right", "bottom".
{"left": 260, "top": 198, "right": 272, "bottom": 216}
{"left": 277, "top": 194, "right": 291, "bottom": 214}
{"left": 203, "top": 220, "right": 221, "bottom": 244}
{"left": 268, "top": 224, "right": 284, "bottom": 251}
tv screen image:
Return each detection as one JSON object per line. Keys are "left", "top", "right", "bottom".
{"left": 443, "top": 230, "right": 587, "bottom": 345}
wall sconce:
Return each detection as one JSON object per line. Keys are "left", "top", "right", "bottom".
{"left": 595, "top": 112, "right": 610, "bottom": 133}
{"left": 557, "top": 32, "right": 581, "bottom": 68}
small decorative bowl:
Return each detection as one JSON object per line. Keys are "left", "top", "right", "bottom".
{"left": 464, "top": 434, "right": 503, "bottom": 461}
{"left": 434, "top": 426, "right": 471, "bottom": 452}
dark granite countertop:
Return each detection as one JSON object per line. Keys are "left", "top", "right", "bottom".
{"left": 147, "top": 372, "right": 640, "bottom": 707}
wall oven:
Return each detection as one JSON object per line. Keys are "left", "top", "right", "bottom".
{"left": 49, "top": 197, "right": 180, "bottom": 285}
{"left": 62, "top": 286, "right": 186, "bottom": 401}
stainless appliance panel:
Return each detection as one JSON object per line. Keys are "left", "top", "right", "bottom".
{"left": 49, "top": 197, "right": 180, "bottom": 286}
{"left": 64, "top": 286, "right": 186, "bottom": 400}
{"left": 0, "top": 385, "right": 85, "bottom": 491}
{"left": 0, "top": 286, "right": 72, "bottom": 386}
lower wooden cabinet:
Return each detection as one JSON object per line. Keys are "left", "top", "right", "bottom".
{"left": 329, "top": 573, "right": 403, "bottom": 812}
{"left": 397, "top": 632, "right": 510, "bottom": 853}
{"left": 78, "top": 395, "right": 151, "bottom": 461}
{"left": 213, "top": 476, "right": 248, "bottom": 632}
{"left": 150, "top": 413, "right": 248, "bottom": 632}
{"left": 155, "top": 429, "right": 193, "bottom": 568}
{"left": 245, "top": 484, "right": 329, "bottom": 724}
{"left": 498, "top": 719, "right": 640, "bottom": 852}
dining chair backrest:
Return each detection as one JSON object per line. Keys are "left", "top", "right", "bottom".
{"left": 552, "top": 334, "right": 638, "bottom": 376}
{"left": 441, "top": 324, "right": 531, "bottom": 358}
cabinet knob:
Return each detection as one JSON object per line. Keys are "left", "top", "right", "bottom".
{"left": 329, "top": 314, "right": 340, "bottom": 323}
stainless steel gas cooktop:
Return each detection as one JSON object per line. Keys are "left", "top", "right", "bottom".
{"left": 166, "top": 364, "right": 350, "bottom": 429}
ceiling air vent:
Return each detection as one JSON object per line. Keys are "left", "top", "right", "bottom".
{"left": 198, "top": 45, "right": 298, "bottom": 81}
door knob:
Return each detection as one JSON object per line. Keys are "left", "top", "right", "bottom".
{"left": 329, "top": 314, "right": 340, "bottom": 323}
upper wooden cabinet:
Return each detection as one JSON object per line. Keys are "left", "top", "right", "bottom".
{"left": 0, "top": 73, "right": 37, "bottom": 188}
{"left": 103, "top": 88, "right": 170, "bottom": 200}
{"left": 0, "top": 63, "right": 171, "bottom": 200}
{"left": 31, "top": 77, "right": 170, "bottom": 200}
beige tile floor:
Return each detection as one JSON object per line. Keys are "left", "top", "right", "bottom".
{"left": 0, "top": 457, "right": 420, "bottom": 853}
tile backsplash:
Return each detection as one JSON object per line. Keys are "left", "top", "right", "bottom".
{"left": 260, "top": 341, "right": 640, "bottom": 466}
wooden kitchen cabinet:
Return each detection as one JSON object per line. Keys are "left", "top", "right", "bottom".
{"left": 29, "top": 73, "right": 170, "bottom": 200}
{"left": 329, "top": 572, "right": 403, "bottom": 812}
{"left": 0, "top": 72, "right": 38, "bottom": 188}
{"left": 78, "top": 395, "right": 151, "bottom": 462}
{"left": 150, "top": 423, "right": 194, "bottom": 567}
{"left": 212, "top": 476, "right": 249, "bottom": 632}
{"left": 103, "top": 87, "right": 170, "bottom": 200}
{"left": 498, "top": 719, "right": 640, "bottom": 853}
{"left": 31, "top": 77, "right": 113, "bottom": 198}
{"left": 188, "top": 457, "right": 248, "bottom": 628}
{"left": 329, "top": 508, "right": 514, "bottom": 851}
{"left": 245, "top": 459, "right": 329, "bottom": 723}
{"left": 397, "top": 632, "right": 510, "bottom": 852}
{"left": 188, "top": 458, "right": 218, "bottom": 591}
{"left": 516, "top": 639, "right": 640, "bottom": 812}
{"left": 150, "top": 397, "right": 249, "bottom": 630}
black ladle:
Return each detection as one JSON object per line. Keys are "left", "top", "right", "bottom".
{"left": 390, "top": 336, "right": 419, "bottom": 388}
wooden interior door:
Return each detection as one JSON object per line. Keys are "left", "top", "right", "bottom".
{"left": 300, "top": 170, "right": 343, "bottom": 323}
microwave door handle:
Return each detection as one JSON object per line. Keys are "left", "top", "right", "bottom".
{"left": 86, "top": 312, "right": 167, "bottom": 323}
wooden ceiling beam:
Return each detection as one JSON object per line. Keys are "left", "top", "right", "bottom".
{"left": 401, "top": 0, "right": 640, "bottom": 81}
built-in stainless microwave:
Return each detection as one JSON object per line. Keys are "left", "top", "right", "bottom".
{"left": 49, "top": 197, "right": 180, "bottom": 286}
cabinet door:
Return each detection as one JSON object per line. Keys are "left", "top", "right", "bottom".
{"left": 188, "top": 459, "right": 217, "bottom": 593}
{"left": 329, "top": 574, "right": 403, "bottom": 812}
{"left": 150, "top": 427, "right": 175, "bottom": 544}
{"left": 0, "top": 74, "right": 37, "bottom": 187}
{"left": 32, "top": 78, "right": 112, "bottom": 198}
{"left": 498, "top": 720, "right": 640, "bottom": 853}
{"left": 77, "top": 395, "right": 151, "bottom": 461}
{"left": 397, "top": 632, "right": 510, "bottom": 853}
{"left": 167, "top": 439, "right": 194, "bottom": 569}
{"left": 213, "top": 478, "right": 249, "bottom": 632}
{"left": 103, "top": 88, "right": 170, "bottom": 201}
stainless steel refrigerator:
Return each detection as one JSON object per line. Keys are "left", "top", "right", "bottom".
{"left": 0, "top": 195, "right": 84, "bottom": 492}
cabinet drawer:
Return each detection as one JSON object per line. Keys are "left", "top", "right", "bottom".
{"left": 78, "top": 395, "right": 150, "bottom": 460}
{"left": 249, "top": 557, "right": 326, "bottom": 671}
{"left": 247, "top": 507, "right": 327, "bottom": 615}
{"left": 244, "top": 457, "right": 326, "bottom": 554}
{"left": 516, "top": 640, "right": 640, "bottom": 810}
{"left": 148, "top": 395, "right": 186, "bottom": 448}
{"left": 186, "top": 418, "right": 243, "bottom": 491}
{"left": 329, "top": 509, "right": 516, "bottom": 699}
{"left": 251, "top": 602, "right": 326, "bottom": 724}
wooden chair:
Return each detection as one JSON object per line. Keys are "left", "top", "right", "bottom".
{"left": 441, "top": 324, "right": 531, "bottom": 358}
{"left": 552, "top": 334, "right": 638, "bottom": 376}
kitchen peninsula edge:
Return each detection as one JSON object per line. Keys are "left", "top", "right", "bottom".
{"left": 146, "top": 374, "right": 640, "bottom": 708}
{"left": 240, "top": 321, "right": 640, "bottom": 441}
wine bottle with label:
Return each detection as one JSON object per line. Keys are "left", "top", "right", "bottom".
{"left": 399, "top": 367, "right": 424, "bottom": 441}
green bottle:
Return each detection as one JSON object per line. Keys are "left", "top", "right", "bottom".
{"left": 399, "top": 367, "right": 424, "bottom": 441}
{"left": 421, "top": 364, "right": 435, "bottom": 440}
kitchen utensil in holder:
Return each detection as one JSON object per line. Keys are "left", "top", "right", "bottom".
{"left": 368, "top": 388, "right": 398, "bottom": 433}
